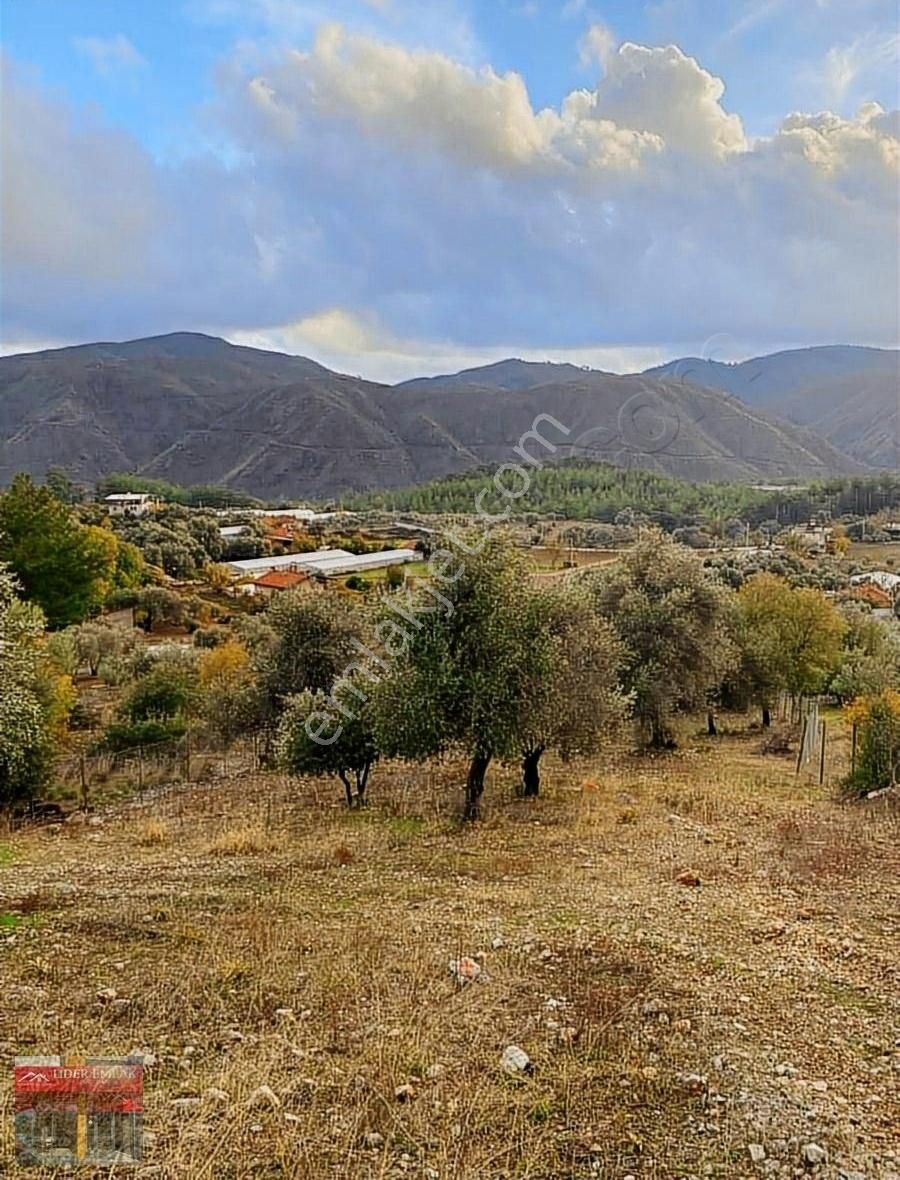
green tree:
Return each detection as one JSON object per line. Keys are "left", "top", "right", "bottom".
{"left": 243, "top": 592, "right": 365, "bottom": 729}
{"left": 830, "top": 605, "right": 900, "bottom": 703}
{"left": 0, "top": 566, "right": 53, "bottom": 808}
{"left": 588, "top": 530, "right": 737, "bottom": 748}
{"left": 102, "top": 653, "right": 198, "bottom": 750}
{"left": 278, "top": 688, "right": 378, "bottom": 807}
{"left": 136, "top": 586, "right": 187, "bottom": 634}
{"left": 735, "top": 574, "right": 846, "bottom": 715}
{"left": 0, "top": 474, "right": 119, "bottom": 626}
{"left": 70, "top": 620, "right": 135, "bottom": 677}
{"left": 44, "top": 467, "right": 83, "bottom": 505}
{"left": 373, "top": 532, "right": 544, "bottom": 820}
{"left": 845, "top": 692, "right": 900, "bottom": 795}
{"left": 517, "top": 584, "right": 626, "bottom": 796}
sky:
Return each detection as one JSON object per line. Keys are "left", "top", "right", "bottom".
{"left": 1, "top": 0, "right": 898, "bottom": 381}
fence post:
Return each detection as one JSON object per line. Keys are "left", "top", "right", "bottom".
{"left": 818, "top": 719, "right": 827, "bottom": 786}
{"left": 79, "top": 754, "right": 89, "bottom": 811}
{"left": 795, "top": 718, "right": 808, "bottom": 777}
{"left": 851, "top": 723, "right": 858, "bottom": 774}
{"left": 183, "top": 732, "right": 192, "bottom": 783}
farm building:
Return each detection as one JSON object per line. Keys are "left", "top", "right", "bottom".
{"left": 104, "top": 493, "right": 152, "bottom": 517}
{"left": 850, "top": 570, "right": 900, "bottom": 594}
{"left": 250, "top": 570, "right": 312, "bottom": 597}
{"left": 228, "top": 547, "right": 415, "bottom": 581}
{"left": 850, "top": 582, "right": 893, "bottom": 610}
{"left": 226, "top": 549, "right": 351, "bottom": 577}
{"left": 300, "top": 549, "right": 417, "bottom": 577}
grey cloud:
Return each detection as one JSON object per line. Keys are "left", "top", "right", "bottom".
{"left": 1, "top": 30, "right": 897, "bottom": 360}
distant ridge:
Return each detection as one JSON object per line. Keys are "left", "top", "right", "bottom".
{"left": 0, "top": 333, "right": 871, "bottom": 497}
{"left": 645, "top": 345, "right": 899, "bottom": 468}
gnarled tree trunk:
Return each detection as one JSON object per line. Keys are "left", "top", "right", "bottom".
{"left": 464, "top": 750, "right": 491, "bottom": 821}
{"left": 521, "top": 745, "right": 545, "bottom": 797}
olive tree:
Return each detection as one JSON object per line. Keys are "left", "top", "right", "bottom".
{"left": 137, "top": 586, "right": 187, "bottom": 634}
{"left": 372, "top": 531, "right": 545, "bottom": 820}
{"left": 0, "top": 566, "right": 52, "bottom": 808}
{"left": 70, "top": 620, "right": 134, "bottom": 677}
{"left": 517, "top": 584, "right": 627, "bottom": 796}
{"left": 277, "top": 688, "right": 378, "bottom": 807}
{"left": 244, "top": 592, "right": 365, "bottom": 716}
{"left": 829, "top": 604, "right": 900, "bottom": 703}
{"left": 587, "top": 530, "right": 737, "bottom": 748}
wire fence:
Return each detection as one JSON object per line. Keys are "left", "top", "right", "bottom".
{"left": 51, "top": 731, "right": 267, "bottom": 814}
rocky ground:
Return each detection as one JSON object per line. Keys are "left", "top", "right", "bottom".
{"left": 0, "top": 726, "right": 897, "bottom": 1179}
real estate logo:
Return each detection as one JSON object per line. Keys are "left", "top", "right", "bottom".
{"left": 14, "top": 1056, "right": 144, "bottom": 1167}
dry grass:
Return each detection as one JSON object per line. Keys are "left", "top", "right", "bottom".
{"left": 205, "top": 823, "right": 285, "bottom": 857}
{"left": 0, "top": 726, "right": 898, "bottom": 1179}
{"left": 134, "top": 818, "right": 170, "bottom": 847}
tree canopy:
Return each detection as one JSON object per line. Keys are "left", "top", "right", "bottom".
{"left": 587, "top": 529, "right": 737, "bottom": 747}
{"left": 373, "top": 532, "right": 556, "bottom": 818}
{"left": 0, "top": 475, "right": 122, "bottom": 627}
{"left": 0, "top": 566, "right": 53, "bottom": 806}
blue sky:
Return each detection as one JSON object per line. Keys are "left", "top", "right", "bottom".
{"left": 2, "top": 0, "right": 898, "bottom": 378}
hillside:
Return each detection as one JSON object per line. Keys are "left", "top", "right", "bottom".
{"left": 0, "top": 334, "right": 865, "bottom": 498}
{"left": 646, "top": 346, "right": 898, "bottom": 468}
{"left": 345, "top": 461, "right": 900, "bottom": 523}
{"left": 2, "top": 738, "right": 897, "bottom": 1178}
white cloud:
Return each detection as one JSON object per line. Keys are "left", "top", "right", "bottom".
{"left": 818, "top": 30, "right": 900, "bottom": 106}
{"left": 243, "top": 24, "right": 662, "bottom": 173}
{"left": 229, "top": 308, "right": 668, "bottom": 382}
{"left": 0, "top": 58, "right": 159, "bottom": 285}
{"left": 73, "top": 33, "right": 146, "bottom": 77}
{"left": 2, "top": 26, "right": 898, "bottom": 362}
{"left": 579, "top": 22, "right": 617, "bottom": 70}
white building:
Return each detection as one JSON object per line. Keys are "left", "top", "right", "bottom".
{"left": 303, "top": 549, "right": 417, "bottom": 577}
{"left": 226, "top": 549, "right": 352, "bottom": 577}
{"left": 104, "top": 493, "right": 152, "bottom": 517}
{"left": 227, "top": 547, "right": 415, "bottom": 580}
{"left": 850, "top": 570, "right": 900, "bottom": 593}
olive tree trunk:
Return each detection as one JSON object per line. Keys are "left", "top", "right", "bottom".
{"left": 521, "top": 745, "right": 545, "bottom": 798}
{"left": 464, "top": 751, "right": 491, "bottom": 821}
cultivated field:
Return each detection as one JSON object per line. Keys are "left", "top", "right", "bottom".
{"left": 1, "top": 728, "right": 898, "bottom": 1179}
{"left": 848, "top": 542, "right": 900, "bottom": 569}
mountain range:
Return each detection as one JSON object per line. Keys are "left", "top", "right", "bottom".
{"left": 0, "top": 334, "right": 894, "bottom": 499}
{"left": 646, "top": 345, "right": 898, "bottom": 468}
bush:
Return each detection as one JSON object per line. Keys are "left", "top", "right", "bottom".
{"left": 99, "top": 718, "right": 187, "bottom": 752}
{"left": 122, "top": 663, "right": 196, "bottom": 723}
{"left": 845, "top": 691, "right": 900, "bottom": 796}
{"left": 193, "top": 626, "right": 229, "bottom": 649}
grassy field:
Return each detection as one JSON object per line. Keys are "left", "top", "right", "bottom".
{"left": 0, "top": 725, "right": 898, "bottom": 1179}
{"left": 848, "top": 541, "right": 900, "bottom": 569}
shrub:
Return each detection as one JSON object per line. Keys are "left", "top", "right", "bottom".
{"left": 100, "top": 718, "right": 187, "bottom": 751}
{"left": 845, "top": 691, "right": 900, "bottom": 796}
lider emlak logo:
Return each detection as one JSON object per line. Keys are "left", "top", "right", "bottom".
{"left": 14, "top": 1056, "right": 144, "bottom": 1167}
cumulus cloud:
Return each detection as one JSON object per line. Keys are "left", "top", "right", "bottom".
{"left": 1, "top": 25, "right": 898, "bottom": 368}
{"left": 243, "top": 24, "right": 662, "bottom": 173}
